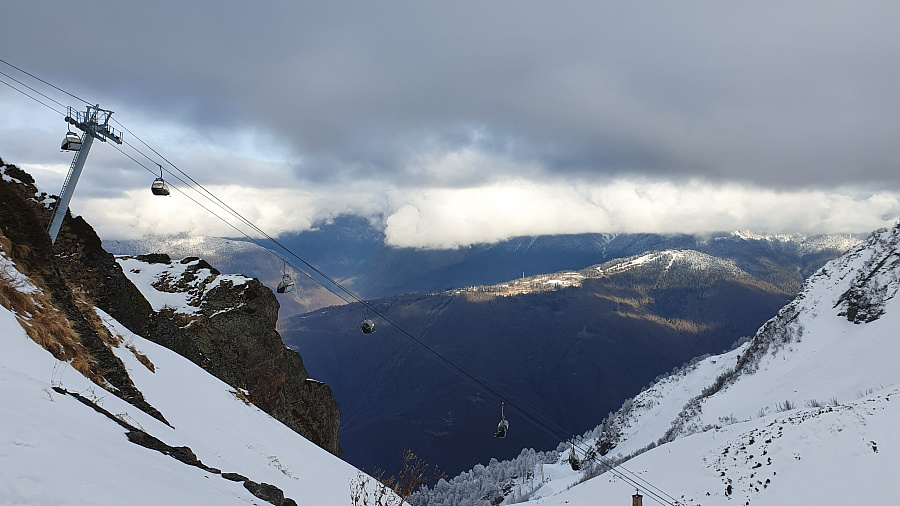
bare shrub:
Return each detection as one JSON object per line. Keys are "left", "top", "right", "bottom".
{"left": 351, "top": 450, "right": 445, "bottom": 506}
{"left": 805, "top": 399, "right": 824, "bottom": 408}
{"left": 126, "top": 344, "right": 156, "bottom": 372}
{"left": 0, "top": 234, "right": 92, "bottom": 377}
{"left": 351, "top": 470, "right": 401, "bottom": 506}
{"left": 775, "top": 400, "right": 795, "bottom": 412}
{"left": 230, "top": 388, "right": 253, "bottom": 406}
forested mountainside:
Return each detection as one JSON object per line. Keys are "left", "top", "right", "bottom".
{"left": 283, "top": 249, "right": 802, "bottom": 477}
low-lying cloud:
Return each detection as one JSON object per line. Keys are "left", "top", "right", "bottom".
{"left": 71, "top": 173, "right": 899, "bottom": 249}
{"left": 382, "top": 179, "right": 900, "bottom": 249}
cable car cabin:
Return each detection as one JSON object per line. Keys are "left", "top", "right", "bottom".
{"left": 568, "top": 448, "right": 581, "bottom": 471}
{"left": 360, "top": 318, "right": 376, "bottom": 334}
{"left": 276, "top": 274, "right": 294, "bottom": 294}
{"left": 151, "top": 177, "right": 170, "bottom": 196}
{"left": 61, "top": 132, "right": 82, "bottom": 151}
{"left": 494, "top": 418, "right": 509, "bottom": 438}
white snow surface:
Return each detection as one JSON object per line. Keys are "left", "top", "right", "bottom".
{"left": 116, "top": 256, "right": 249, "bottom": 315}
{"left": 0, "top": 164, "right": 24, "bottom": 185}
{"left": 725, "top": 229, "right": 862, "bottom": 255}
{"left": 0, "top": 304, "right": 364, "bottom": 505}
{"left": 594, "top": 250, "right": 746, "bottom": 280}
{"left": 534, "top": 390, "right": 899, "bottom": 505}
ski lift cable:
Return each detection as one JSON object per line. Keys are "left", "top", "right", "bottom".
{"left": 113, "top": 118, "right": 368, "bottom": 306}
{"left": 0, "top": 57, "right": 92, "bottom": 106}
{"left": 113, "top": 140, "right": 354, "bottom": 306}
{"left": 117, "top": 104, "right": 679, "bottom": 506}
{"left": 0, "top": 73, "right": 67, "bottom": 116}
{"left": 6, "top": 63, "right": 680, "bottom": 505}
{"left": 113, "top": 126, "right": 680, "bottom": 505}
{"left": 112, "top": 124, "right": 680, "bottom": 506}
{"left": 108, "top": 142, "right": 355, "bottom": 307}
{"left": 124, "top": 132, "right": 679, "bottom": 505}
{"left": 110, "top": 103, "right": 689, "bottom": 505}
{"left": 0, "top": 68, "right": 71, "bottom": 111}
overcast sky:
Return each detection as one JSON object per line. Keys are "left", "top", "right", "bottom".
{"left": 2, "top": 1, "right": 900, "bottom": 248}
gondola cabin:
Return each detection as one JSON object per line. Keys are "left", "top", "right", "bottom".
{"left": 495, "top": 418, "right": 509, "bottom": 438}
{"left": 277, "top": 273, "right": 294, "bottom": 293}
{"left": 151, "top": 177, "right": 170, "bottom": 196}
{"left": 494, "top": 402, "right": 509, "bottom": 438}
{"left": 360, "top": 318, "right": 376, "bottom": 334}
{"left": 568, "top": 447, "right": 581, "bottom": 471}
{"left": 151, "top": 165, "right": 170, "bottom": 196}
{"left": 61, "top": 132, "right": 82, "bottom": 151}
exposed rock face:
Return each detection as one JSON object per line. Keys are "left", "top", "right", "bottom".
{"left": 0, "top": 158, "right": 341, "bottom": 456}
{"left": 117, "top": 254, "right": 342, "bottom": 455}
{"left": 0, "top": 161, "right": 165, "bottom": 423}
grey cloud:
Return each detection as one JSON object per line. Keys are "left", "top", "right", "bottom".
{"left": 5, "top": 1, "right": 900, "bottom": 195}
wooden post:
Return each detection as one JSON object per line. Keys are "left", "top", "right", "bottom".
{"left": 632, "top": 491, "right": 643, "bottom": 506}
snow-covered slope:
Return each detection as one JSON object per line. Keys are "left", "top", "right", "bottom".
{"left": 419, "top": 225, "right": 898, "bottom": 505}
{"left": 535, "top": 388, "right": 899, "bottom": 505}
{"left": 533, "top": 225, "right": 900, "bottom": 504}
{"left": 0, "top": 259, "right": 366, "bottom": 505}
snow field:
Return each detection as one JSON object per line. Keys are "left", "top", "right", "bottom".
{"left": 0, "top": 300, "right": 367, "bottom": 505}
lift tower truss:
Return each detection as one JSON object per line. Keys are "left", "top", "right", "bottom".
{"left": 48, "top": 105, "right": 123, "bottom": 244}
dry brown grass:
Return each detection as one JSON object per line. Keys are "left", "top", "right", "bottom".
{"left": 71, "top": 285, "right": 120, "bottom": 347}
{"left": 0, "top": 230, "right": 93, "bottom": 376}
{"left": 229, "top": 388, "right": 253, "bottom": 406}
{"left": 126, "top": 344, "right": 156, "bottom": 373}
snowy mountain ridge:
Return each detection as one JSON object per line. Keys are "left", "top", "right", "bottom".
{"left": 457, "top": 249, "right": 769, "bottom": 299}
{"left": 542, "top": 224, "right": 900, "bottom": 504}
{"left": 722, "top": 229, "right": 861, "bottom": 254}
{"left": 594, "top": 249, "right": 747, "bottom": 279}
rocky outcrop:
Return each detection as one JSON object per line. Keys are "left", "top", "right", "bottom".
{"left": 117, "top": 253, "right": 342, "bottom": 455}
{"left": 0, "top": 158, "right": 341, "bottom": 456}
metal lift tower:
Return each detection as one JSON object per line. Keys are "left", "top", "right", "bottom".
{"left": 48, "top": 105, "right": 123, "bottom": 244}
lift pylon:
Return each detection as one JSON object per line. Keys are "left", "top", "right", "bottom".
{"left": 48, "top": 105, "right": 123, "bottom": 244}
